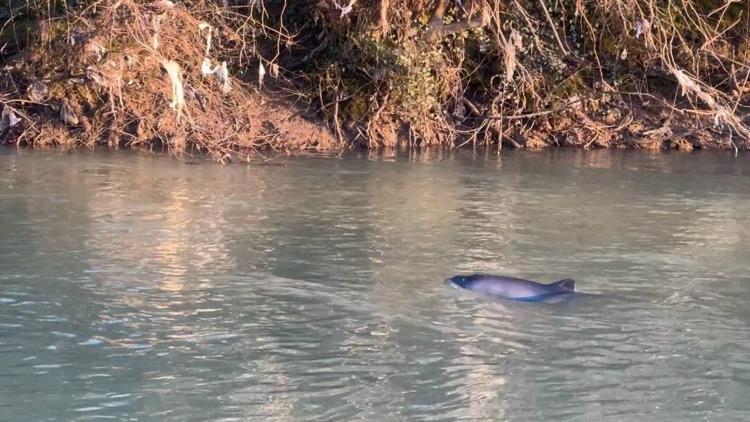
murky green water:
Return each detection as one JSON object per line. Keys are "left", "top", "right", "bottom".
{"left": 1, "top": 148, "right": 749, "bottom": 421}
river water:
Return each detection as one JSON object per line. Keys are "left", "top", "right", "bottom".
{"left": 1, "top": 148, "right": 749, "bottom": 421}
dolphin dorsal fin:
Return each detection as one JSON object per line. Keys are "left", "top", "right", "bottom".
{"left": 550, "top": 278, "right": 575, "bottom": 292}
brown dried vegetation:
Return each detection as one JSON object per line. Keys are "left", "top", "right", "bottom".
{"left": 1, "top": 0, "right": 749, "bottom": 160}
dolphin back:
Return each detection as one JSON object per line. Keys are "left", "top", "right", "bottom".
{"left": 447, "top": 274, "right": 577, "bottom": 301}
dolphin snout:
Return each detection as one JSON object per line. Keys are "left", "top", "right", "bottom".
{"left": 445, "top": 275, "right": 469, "bottom": 288}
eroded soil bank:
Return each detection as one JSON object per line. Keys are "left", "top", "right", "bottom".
{"left": 1, "top": 1, "right": 748, "bottom": 161}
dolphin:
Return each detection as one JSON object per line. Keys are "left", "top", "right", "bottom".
{"left": 446, "top": 273, "right": 576, "bottom": 302}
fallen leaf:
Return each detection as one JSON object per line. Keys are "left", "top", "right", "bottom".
{"left": 258, "top": 62, "right": 266, "bottom": 86}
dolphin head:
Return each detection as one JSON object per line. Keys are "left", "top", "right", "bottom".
{"left": 445, "top": 274, "right": 475, "bottom": 289}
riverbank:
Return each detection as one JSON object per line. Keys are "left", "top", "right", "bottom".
{"left": 1, "top": 1, "right": 748, "bottom": 161}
